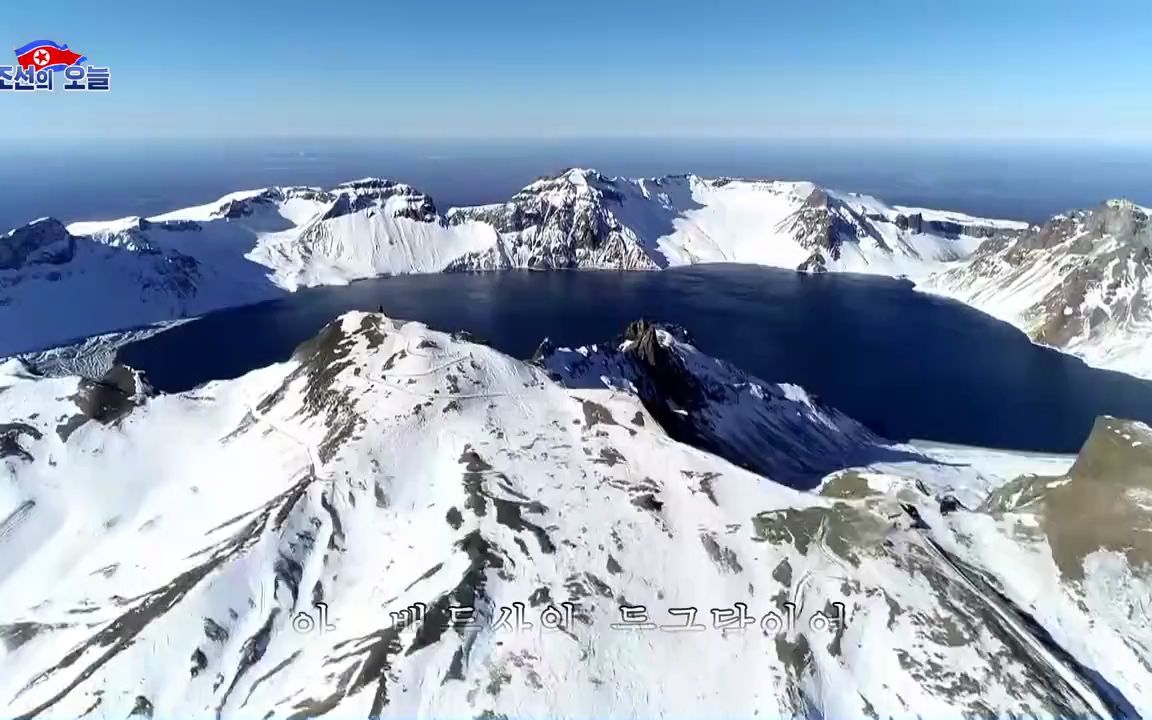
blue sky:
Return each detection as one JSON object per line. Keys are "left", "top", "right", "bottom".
{"left": 3, "top": 0, "right": 1152, "bottom": 143}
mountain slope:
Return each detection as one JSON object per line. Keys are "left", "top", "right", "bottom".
{"left": 930, "top": 200, "right": 1152, "bottom": 378}
{"left": 0, "top": 313, "right": 1146, "bottom": 718}
{"left": 923, "top": 415, "right": 1152, "bottom": 717}
{"left": 0, "top": 217, "right": 247, "bottom": 358}
{"left": 0, "top": 180, "right": 499, "bottom": 356}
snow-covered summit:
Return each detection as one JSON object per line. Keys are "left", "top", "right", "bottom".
{"left": 1105, "top": 198, "right": 1152, "bottom": 215}
{"left": 0, "top": 217, "right": 76, "bottom": 270}
{"left": 537, "top": 167, "right": 606, "bottom": 188}
{"left": 145, "top": 179, "right": 443, "bottom": 229}
{"left": 1, "top": 311, "right": 1148, "bottom": 717}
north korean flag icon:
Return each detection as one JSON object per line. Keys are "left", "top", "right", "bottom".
{"left": 15, "top": 40, "right": 87, "bottom": 72}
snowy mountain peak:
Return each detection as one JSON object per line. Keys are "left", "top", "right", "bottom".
{"left": 0, "top": 216, "right": 76, "bottom": 270}
{"left": 1105, "top": 198, "right": 1152, "bottom": 215}
{"left": 293, "top": 178, "right": 442, "bottom": 225}
{"left": 558, "top": 167, "right": 601, "bottom": 184}
{"left": 334, "top": 177, "right": 406, "bottom": 190}
{"left": 521, "top": 167, "right": 619, "bottom": 199}
{"left": 207, "top": 188, "right": 321, "bottom": 221}
{"left": 1093, "top": 199, "right": 1151, "bottom": 243}
{"left": 2, "top": 311, "right": 1149, "bottom": 717}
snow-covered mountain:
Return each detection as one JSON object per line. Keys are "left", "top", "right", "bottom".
{"left": 931, "top": 199, "right": 1152, "bottom": 379}
{"left": 450, "top": 168, "right": 1022, "bottom": 274}
{"left": 8, "top": 168, "right": 1152, "bottom": 381}
{"left": 0, "top": 170, "right": 1021, "bottom": 359}
{"left": 1, "top": 313, "right": 1148, "bottom": 718}
{"left": 0, "top": 180, "right": 499, "bottom": 356}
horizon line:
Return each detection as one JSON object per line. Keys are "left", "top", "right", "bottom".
{"left": 3, "top": 135, "right": 1152, "bottom": 148}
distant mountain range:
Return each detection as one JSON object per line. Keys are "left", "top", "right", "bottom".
{"left": 1, "top": 313, "right": 1148, "bottom": 717}
{"left": 1, "top": 169, "right": 1148, "bottom": 378}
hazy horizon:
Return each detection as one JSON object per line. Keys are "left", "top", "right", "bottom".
{"left": 2, "top": 138, "right": 1151, "bottom": 233}
{"left": 7, "top": 0, "right": 1150, "bottom": 227}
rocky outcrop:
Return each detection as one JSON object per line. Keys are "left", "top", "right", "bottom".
{"left": 537, "top": 318, "right": 919, "bottom": 486}
{"left": 0, "top": 218, "right": 76, "bottom": 270}
{"left": 932, "top": 199, "right": 1152, "bottom": 376}
{"left": 982, "top": 416, "right": 1152, "bottom": 580}
{"left": 777, "top": 187, "right": 873, "bottom": 261}
{"left": 325, "top": 179, "right": 441, "bottom": 223}
{"left": 449, "top": 169, "right": 659, "bottom": 270}
{"left": 55, "top": 363, "right": 154, "bottom": 441}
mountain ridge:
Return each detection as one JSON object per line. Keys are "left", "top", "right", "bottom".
{"left": 2, "top": 168, "right": 1147, "bottom": 380}
{"left": 929, "top": 196, "right": 1152, "bottom": 378}
{"left": 0, "top": 311, "right": 1148, "bottom": 718}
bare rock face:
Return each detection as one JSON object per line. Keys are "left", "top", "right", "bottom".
{"left": 983, "top": 417, "right": 1152, "bottom": 581}
{"left": 213, "top": 191, "right": 282, "bottom": 220}
{"left": 895, "top": 212, "right": 925, "bottom": 234}
{"left": 327, "top": 179, "right": 442, "bottom": 223}
{"left": 933, "top": 199, "right": 1152, "bottom": 373}
{"left": 776, "top": 185, "right": 1010, "bottom": 273}
{"left": 776, "top": 187, "right": 872, "bottom": 262}
{"left": 55, "top": 363, "right": 154, "bottom": 441}
{"left": 895, "top": 211, "right": 997, "bottom": 240}
{"left": 0, "top": 218, "right": 76, "bottom": 270}
{"left": 1029, "top": 203, "right": 1151, "bottom": 348}
{"left": 449, "top": 168, "right": 660, "bottom": 270}
{"left": 537, "top": 318, "right": 915, "bottom": 487}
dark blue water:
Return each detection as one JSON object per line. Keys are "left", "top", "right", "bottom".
{"left": 4, "top": 139, "right": 1152, "bottom": 232}
{"left": 119, "top": 265, "right": 1152, "bottom": 454}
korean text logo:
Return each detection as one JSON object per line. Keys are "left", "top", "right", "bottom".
{"left": 1, "top": 40, "right": 110, "bottom": 92}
